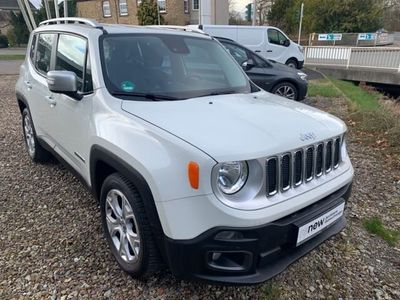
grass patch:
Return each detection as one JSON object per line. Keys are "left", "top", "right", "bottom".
{"left": 363, "top": 217, "right": 399, "bottom": 246}
{"left": 262, "top": 282, "right": 281, "bottom": 300}
{"left": 330, "top": 79, "right": 380, "bottom": 111}
{"left": 0, "top": 54, "right": 25, "bottom": 60}
{"left": 308, "top": 79, "right": 342, "bottom": 98}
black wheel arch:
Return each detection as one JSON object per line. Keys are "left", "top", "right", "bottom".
{"left": 89, "top": 145, "right": 167, "bottom": 260}
{"left": 285, "top": 57, "right": 299, "bottom": 68}
{"left": 16, "top": 92, "right": 29, "bottom": 114}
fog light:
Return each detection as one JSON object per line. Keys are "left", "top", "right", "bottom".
{"left": 207, "top": 251, "right": 253, "bottom": 272}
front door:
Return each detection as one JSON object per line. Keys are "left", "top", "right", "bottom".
{"left": 51, "top": 33, "right": 94, "bottom": 178}
{"left": 266, "top": 28, "right": 290, "bottom": 63}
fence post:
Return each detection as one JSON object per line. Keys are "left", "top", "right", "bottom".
{"left": 346, "top": 48, "right": 352, "bottom": 69}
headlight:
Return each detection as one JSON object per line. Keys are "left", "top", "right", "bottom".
{"left": 297, "top": 72, "right": 307, "bottom": 81}
{"left": 216, "top": 161, "right": 248, "bottom": 194}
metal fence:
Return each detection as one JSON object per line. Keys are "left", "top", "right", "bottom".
{"left": 304, "top": 46, "right": 400, "bottom": 72}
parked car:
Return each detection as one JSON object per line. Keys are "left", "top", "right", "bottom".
{"left": 189, "top": 24, "right": 304, "bottom": 69}
{"left": 16, "top": 17, "right": 353, "bottom": 284}
{"left": 216, "top": 37, "right": 308, "bottom": 101}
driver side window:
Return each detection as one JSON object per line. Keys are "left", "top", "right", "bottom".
{"left": 268, "top": 29, "right": 289, "bottom": 47}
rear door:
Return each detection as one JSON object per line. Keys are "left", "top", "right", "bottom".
{"left": 28, "top": 32, "right": 58, "bottom": 147}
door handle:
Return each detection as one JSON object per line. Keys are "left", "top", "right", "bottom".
{"left": 267, "top": 50, "right": 273, "bottom": 53}
{"left": 255, "top": 50, "right": 261, "bottom": 53}
{"left": 24, "top": 80, "right": 32, "bottom": 89}
{"left": 45, "top": 95, "right": 56, "bottom": 106}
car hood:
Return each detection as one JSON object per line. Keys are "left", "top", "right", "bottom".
{"left": 121, "top": 91, "right": 346, "bottom": 162}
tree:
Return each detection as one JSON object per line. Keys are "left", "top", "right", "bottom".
{"left": 137, "top": 0, "right": 162, "bottom": 25}
{"left": 9, "top": 11, "right": 29, "bottom": 46}
{"left": 268, "top": 0, "right": 385, "bottom": 34}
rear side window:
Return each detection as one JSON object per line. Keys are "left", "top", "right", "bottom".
{"left": 55, "top": 34, "right": 87, "bottom": 91}
{"left": 222, "top": 42, "right": 249, "bottom": 65}
{"left": 35, "top": 33, "right": 56, "bottom": 74}
{"left": 29, "top": 34, "right": 37, "bottom": 62}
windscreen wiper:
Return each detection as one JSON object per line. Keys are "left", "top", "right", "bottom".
{"left": 111, "top": 91, "right": 180, "bottom": 101}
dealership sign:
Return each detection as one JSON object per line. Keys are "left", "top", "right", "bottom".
{"left": 358, "top": 33, "right": 376, "bottom": 41}
{"left": 318, "top": 33, "right": 343, "bottom": 41}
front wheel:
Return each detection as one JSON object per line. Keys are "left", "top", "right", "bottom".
{"left": 271, "top": 82, "right": 299, "bottom": 100}
{"left": 22, "top": 107, "right": 51, "bottom": 162}
{"left": 286, "top": 59, "right": 298, "bottom": 69}
{"left": 100, "top": 173, "right": 161, "bottom": 278}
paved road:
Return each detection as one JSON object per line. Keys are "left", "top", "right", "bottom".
{"left": 0, "top": 60, "right": 23, "bottom": 75}
{"left": 0, "top": 48, "right": 26, "bottom": 55}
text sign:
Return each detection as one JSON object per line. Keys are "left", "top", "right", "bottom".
{"left": 358, "top": 33, "right": 376, "bottom": 41}
{"left": 318, "top": 33, "right": 342, "bottom": 41}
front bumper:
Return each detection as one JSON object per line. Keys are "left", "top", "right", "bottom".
{"left": 162, "top": 183, "right": 352, "bottom": 284}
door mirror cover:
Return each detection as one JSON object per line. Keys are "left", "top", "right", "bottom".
{"left": 242, "top": 59, "right": 255, "bottom": 71}
{"left": 46, "top": 71, "right": 81, "bottom": 99}
{"left": 284, "top": 39, "right": 291, "bottom": 47}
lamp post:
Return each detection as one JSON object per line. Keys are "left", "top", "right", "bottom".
{"left": 252, "top": 0, "right": 256, "bottom": 26}
{"left": 298, "top": 2, "right": 304, "bottom": 45}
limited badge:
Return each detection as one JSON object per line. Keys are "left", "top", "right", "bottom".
{"left": 120, "top": 81, "right": 135, "bottom": 92}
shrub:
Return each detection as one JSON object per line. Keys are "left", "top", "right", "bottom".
{"left": 0, "top": 34, "right": 8, "bottom": 48}
{"left": 7, "top": 29, "right": 17, "bottom": 47}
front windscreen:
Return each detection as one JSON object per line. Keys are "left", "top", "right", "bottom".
{"left": 100, "top": 34, "right": 251, "bottom": 100}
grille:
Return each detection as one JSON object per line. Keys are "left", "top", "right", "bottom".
{"left": 266, "top": 137, "right": 342, "bottom": 196}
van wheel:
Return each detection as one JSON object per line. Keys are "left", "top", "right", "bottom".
{"left": 100, "top": 173, "right": 161, "bottom": 278}
{"left": 286, "top": 59, "right": 298, "bottom": 69}
{"left": 22, "top": 107, "right": 51, "bottom": 163}
{"left": 272, "top": 82, "right": 298, "bottom": 100}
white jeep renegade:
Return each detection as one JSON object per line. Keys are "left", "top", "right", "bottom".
{"left": 16, "top": 18, "right": 353, "bottom": 284}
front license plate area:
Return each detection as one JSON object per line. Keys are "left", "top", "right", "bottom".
{"left": 296, "top": 202, "right": 345, "bottom": 246}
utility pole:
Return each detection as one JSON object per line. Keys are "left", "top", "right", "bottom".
{"left": 16, "top": 0, "right": 33, "bottom": 32}
{"left": 199, "top": 0, "right": 201, "bottom": 25}
{"left": 23, "top": 0, "right": 37, "bottom": 28}
{"left": 298, "top": 2, "right": 304, "bottom": 44}
{"left": 64, "top": 0, "right": 68, "bottom": 18}
{"left": 157, "top": 1, "right": 160, "bottom": 25}
{"left": 44, "top": 0, "right": 51, "bottom": 19}
{"left": 252, "top": 0, "right": 256, "bottom": 26}
{"left": 54, "top": 0, "right": 60, "bottom": 21}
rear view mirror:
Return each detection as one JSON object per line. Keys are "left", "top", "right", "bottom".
{"left": 284, "top": 40, "right": 290, "bottom": 47}
{"left": 46, "top": 70, "right": 82, "bottom": 100}
{"left": 241, "top": 59, "right": 255, "bottom": 71}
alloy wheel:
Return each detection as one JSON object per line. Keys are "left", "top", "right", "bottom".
{"left": 275, "top": 85, "right": 296, "bottom": 100}
{"left": 105, "top": 189, "right": 141, "bottom": 263}
{"left": 23, "top": 113, "right": 36, "bottom": 157}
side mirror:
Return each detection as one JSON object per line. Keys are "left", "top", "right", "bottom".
{"left": 241, "top": 59, "right": 255, "bottom": 71}
{"left": 46, "top": 70, "right": 82, "bottom": 100}
{"left": 283, "top": 39, "right": 290, "bottom": 47}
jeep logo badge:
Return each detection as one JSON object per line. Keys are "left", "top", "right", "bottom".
{"left": 300, "top": 132, "right": 316, "bottom": 141}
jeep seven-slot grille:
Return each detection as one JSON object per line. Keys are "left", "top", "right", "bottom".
{"left": 266, "top": 137, "right": 342, "bottom": 196}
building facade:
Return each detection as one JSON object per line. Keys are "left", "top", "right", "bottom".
{"left": 76, "top": 0, "right": 228, "bottom": 26}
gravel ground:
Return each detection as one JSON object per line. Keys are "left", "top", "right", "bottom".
{"left": 0, "top": 75, "right": 399, "bottom": 299}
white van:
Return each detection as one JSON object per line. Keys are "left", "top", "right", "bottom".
{"left": 190, "top": 25, "right": 304, "bottom": 69}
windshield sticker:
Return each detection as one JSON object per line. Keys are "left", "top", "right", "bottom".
{"left": 120, "top": 81, "right": 135, "bottom": 92}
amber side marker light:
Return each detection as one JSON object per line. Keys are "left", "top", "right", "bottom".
{"left": 188, "top": 161, "right": 199, "bottom": 189}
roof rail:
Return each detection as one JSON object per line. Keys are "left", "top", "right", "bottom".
{"left": 39, "top": 17, "right": 101, "bottom": 28}
{"left": 147, "top": 25, "right": 207, "bottom": 35}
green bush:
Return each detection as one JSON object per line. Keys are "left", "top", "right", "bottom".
{"left": 0, "top": 34, "right": 8, "bottom": 48}
{"left": 7, "top": 29, "right": 17, "bottom": 47}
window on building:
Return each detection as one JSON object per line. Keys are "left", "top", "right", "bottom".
{"left": 119, "top": 0, "right": 128, "bottom": 16}
{"left": 192, "top": 0, "right": 199, "bottom": 10}
{"left": 158, "top": 0, "right": 166, "bottom": 12}
{"left": 55, "top": 34, "right": 88, "bottom": 91}
{"left": 103, "top": 1, "right": 111, "bottom": 17}
{"left": 184, "top": 0, "right": 189, "bottom": 13}
{"left": 35, "top": 33, "right": 56, "bottom": 74}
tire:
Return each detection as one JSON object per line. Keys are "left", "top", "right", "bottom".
{"left": 271, "top": 81, "right": 299, "bottom": 100}
{"left": 22, "top": 107, "right": 51, "bottom": 163}
{"left": 286, "top": 59, "right": 298, "bottom": 69}
{"left": 100, "top": 173, "right": 161, "bottom": 278}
